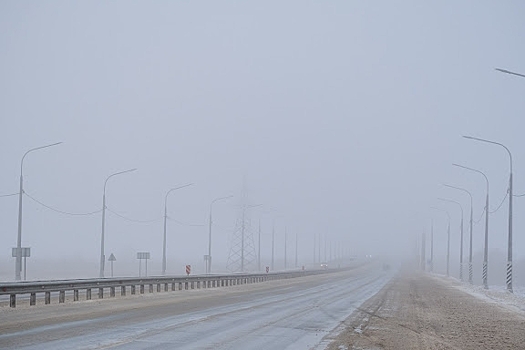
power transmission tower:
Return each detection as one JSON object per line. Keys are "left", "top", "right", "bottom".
{"left": 226, "top": 187, "right": 258, "bottom": 273}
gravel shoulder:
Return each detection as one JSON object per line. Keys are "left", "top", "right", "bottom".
{"left": 325, "top": 270, "right": 525, "bottom": 350}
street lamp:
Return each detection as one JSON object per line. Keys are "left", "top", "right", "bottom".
{"left": 431, "top": 207, "right": 451, "bottom": 276}
{"left": 100, "top": 168, "right": 136, "bottom": 278}
{"left": 15, "top": 142, "right": 62, "bottom": 280}
{"left": 463, "top": 135, "right": 513, "bottom": 292}
{"left": 163, "top": 183, "right": 194, "bottom": 275}
{"left": 207, "top": 195, "right": 233, "bottom": 274}
{"left": 430, "top": 218, "right": 434, "bottom": 272}
{"left": 438, "top": 198, "right": 464, "bottom": 281}
{"left": 453, "top": 164, "right": 490, "bottom": 289}
{"left": 443, "top": 184, "right": 474, "bottom": 284}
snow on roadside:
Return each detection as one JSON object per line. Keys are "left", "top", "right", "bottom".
{"left": 429, "top": 273, "right": 525, "bottom": 314}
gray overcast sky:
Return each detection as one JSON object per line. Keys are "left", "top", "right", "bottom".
{"left": 1, "top": 1, "right": 525, "bottom": 279}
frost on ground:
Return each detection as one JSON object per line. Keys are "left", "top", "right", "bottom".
{"left": 434, "top": 275, "right": 525, "bottom": 314}
{"left": 325, "top": 271, "right": 525, "bottom": 350}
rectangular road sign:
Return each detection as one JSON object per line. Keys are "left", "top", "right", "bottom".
{"left": 137, "top": 252, "right": 150, "bottom": 260}
{"left": 12, "top": 247, "right": 31, "bottom": 257}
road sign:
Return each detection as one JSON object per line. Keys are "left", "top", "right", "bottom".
{"left": 137, "top": 252, "right": 150, "bottom": 260}
{"left": 108, "top": 253, "right": 116, "bottom": 278}
{"left": 12, "top": 247, "right": 31, "bottom": 281}
{"left": 137, "top": 252, "right": 151, "bottom": 277}
{"left": 186, "top": 265, "right": 191, "bottom": 276}
{"left": 266, "top": 266, "right": 269, "bottom": 273}
{"left": 12, "top": 247, "right": 30, "bottom": 257}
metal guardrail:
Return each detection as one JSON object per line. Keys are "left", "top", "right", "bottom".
{"left": 0, "top": 269, "right": 332, "bottom": 308}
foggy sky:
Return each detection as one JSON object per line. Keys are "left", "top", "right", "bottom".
{"left": 1, "top": 1, "right": 525, "bottom": 280}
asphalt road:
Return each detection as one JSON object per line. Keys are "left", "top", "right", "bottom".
{"left": 0, "top": 263, "right": 393, "bottom": 349}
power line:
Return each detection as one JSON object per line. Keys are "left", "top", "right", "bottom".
{"left": 167, "top": 216, "right": 205, "bottom": 227}
{"left": 473, "top": 207, "right": 486, "bottom": 225}
{"left": 106, "top": 207, "right": 162, "bottom": 223}
{"left": 489, "top": 191, "right": 508, "bottom": 214}
{"left": 24, "top": 191, "right": 102, "bottom": 216}
{"left": 0, "top": 192, "right": 19, "bottom": 198}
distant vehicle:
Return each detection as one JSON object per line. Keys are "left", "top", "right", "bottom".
{"left": 320, "top": 263, "right": 328, "bottom": 269}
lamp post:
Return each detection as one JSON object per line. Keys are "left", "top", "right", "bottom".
{"left": 100, "top": 168, "right": 136, "bottom": 278}
{"left": 430, "top": 218, "right": 434, "bottom": 272}
{"left": 431, "top": 207, "right": 451, "bottom": 276}
{"left": 163, "top": 183, "right": 194, "bottom": 275}
{"left": 463, "top": 136, "right": 513, "bottom": 292}
{"left": 15, "top": 142, "right": 62, "bottom": 280}
{"left": 271, "top": 220, "right": 275, "bottom": 271}
{"left": 438, "top": 198, "right": 464, "bottom": 281}
{"left": 207, "top": 195, "right": 232, "bottom": 274}
{"left": 443, "top": 184, "right": 474, "bottom": 284}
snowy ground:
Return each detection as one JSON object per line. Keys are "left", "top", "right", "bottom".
{"left": 326, "top": 270, "right": 525, "bottom": 350}
{"left": 445, "top": 279, "right": 525, "bottom": 314}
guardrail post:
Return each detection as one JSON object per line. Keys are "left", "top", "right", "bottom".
{"left": 110, "top": 287, "right": 115, "bottom": 298}
{"left": 10, "top": 294, "right": 15, "bottom": 308}
{"left": 30, "top": 292, "right": 36, "bottom": 305}
{"left": 86, "top": 288, "right": 91, "bottom": 300}
{"left": 59, "top": 290, "right": 65, "bottom": 303}
{"left": 98, "top": 288, "right": 104, "bottom": 299}
{"left": 131, "top": 285, "right": 136, "bottom": 295}
{"left": 45, "top": 291, "right": 51, "bottom": 304}
{"left": 140, "top": 285, "right": 145, "bottom": 294}
{"left": 185, "top": 282, "right": 189, "bottom": 290}
{"left": 156, "top": 284, "right": 161, "bottom": 293}
{"left": 164, "top": 283, "right": 168, "bottom": 292}
{"left": 179, "top": 282, "right": 182, "bottom": 290}
{"left": 121, "top": 286, "right": 126, "bottom": 296}
{"left": 149, "top": 284, "right": 153, "bottom": 293}
{"left": 74, "top": 289, "right": 79, "bottom": 301}
{"left": 171, "top": 282, "right": 176, "bottom": 291}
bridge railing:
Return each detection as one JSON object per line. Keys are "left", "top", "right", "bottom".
{"left": 0, "top": 268, "right": 332, "bottom": 308}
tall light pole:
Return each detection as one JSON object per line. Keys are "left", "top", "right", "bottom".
{"left": 453, "top": 164, "right": 490, "bottom": 288}
{"left": 258, "top": 220, "right": 261, "bottom": 272}
{"left": 100, "top": 168, "right": 136, "bottom": 278}
{"left": 438, "top": 198, "right": 464, "bottom": 281}
{"left": 443, "top": 184, "right": 474, "bottom": 284}
{"left": 464, "top": 136, "right": 513, "bottom": 292}
{"left": 207, "top": 195, "right": 232, "bottom": 274}
{"left": 163, "top": 183, "right": 194, "bottom": 275}
{"left": 15, "top": 142, "right": 62, "bottom": 280}
{"left": 430, "top": 218, "right": 434, "bottom": 272}
{"left": 271, "top": 220, "right": 275, "bottom": 271}
{"left": 284, "top": 226, "right": 287, "bottom": 270}
{"left": 295, "top": 232, "right": 298, "bottom": 268}
{"left": 313, "top": 234, "right": 316, "bottom": 264}
{"left": 431, "top": 207, "right": 451, "bottom": 276}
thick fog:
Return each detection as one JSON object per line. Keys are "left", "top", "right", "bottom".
{"left": 1, "top": 2, "right": 524, "bottom": 282}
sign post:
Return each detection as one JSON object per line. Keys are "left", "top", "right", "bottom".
{"left": 137, "top": 252, "right": 151, "bottom": 277}
{"left": 108, "top": 253, "right": 116, "bottom": 277}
